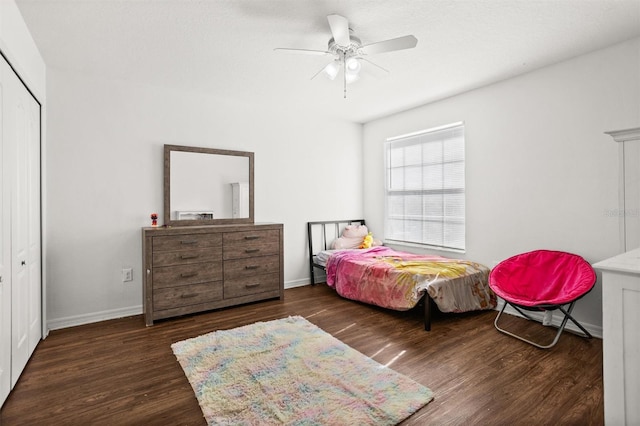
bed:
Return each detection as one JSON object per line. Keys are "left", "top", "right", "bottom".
{"left": 307, "top": 219, "right": 496, "bottom": 330}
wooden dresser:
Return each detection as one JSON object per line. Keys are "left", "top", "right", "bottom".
{"left": 142, "top": 223, "right": 283, "bottom": 325}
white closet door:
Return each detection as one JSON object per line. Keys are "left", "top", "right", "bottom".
{"left": 2, "top": 56, "right": 41, "bottom": 388}
{"left": 0, "top": 56, "right": 12, "bottom": 407}
{"left": 25, "top": 77, "right": 41, "bottom": 355}
{"left": 6, "top": 61, "right": 29, "bottom": 387}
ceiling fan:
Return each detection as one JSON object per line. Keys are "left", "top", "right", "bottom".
{"left": 274, "top": 14, "right": 418, "bottom": 98}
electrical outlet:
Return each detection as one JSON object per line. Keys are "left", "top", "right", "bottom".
{"left": 122, "top": 268, "right": 133, "bottom": 282}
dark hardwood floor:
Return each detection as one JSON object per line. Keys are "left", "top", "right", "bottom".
{"left": 1, "top": 284, "right": 603, "bottom": 425}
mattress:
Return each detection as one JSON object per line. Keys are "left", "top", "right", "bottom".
{"left": 315, "top": 249, "right": 357, "bottom": 267}
{"left": 325, "top": 246, "right": 496, "bottom": 313}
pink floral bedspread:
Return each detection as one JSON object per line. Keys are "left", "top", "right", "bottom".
{"left": 325, "top": 246, "right": 496, "bottom": 313}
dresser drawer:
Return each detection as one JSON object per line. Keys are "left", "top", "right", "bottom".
{"left": 223, "top": 229, "right": 280, "bottom": 246}
{"left": 223, "top": 240, "right": 279, "bottom": 260}
{"left": 224, "top": 273, "right": 280, "bottom": 298}
{"left": 153, "top": 262, "right": 223, "bottom": 288}
{"left": 224, "top": 255, "right": 280, "bottom": 280}
{"left": 153, "top": 247, "right": 222, "bottom": 267}
{"left": 153, "top": 233, "right": 222, "bottom": 252}
{"left": 153, "top": 282, "right": 223, "bottom": 310}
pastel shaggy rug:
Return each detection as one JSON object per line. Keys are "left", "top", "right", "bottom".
{"left": 171, "top": 316, "right": 433, "bottom": 425}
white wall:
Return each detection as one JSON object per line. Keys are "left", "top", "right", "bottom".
{"left": 0, "top": 0, "right": 45, "bottom": 100}
{"left": 45, "top": 70, "right": 362, "bottom": 329}
{"left": 363, "top": 37, "right": 640, "bottom": 334}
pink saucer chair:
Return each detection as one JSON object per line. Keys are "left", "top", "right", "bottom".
{"left": 489, "top": 250, "right": 596, "bottom": 349}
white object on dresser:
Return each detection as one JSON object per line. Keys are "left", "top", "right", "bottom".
{"left": 594, "top": 248, "right": 640, "bottom": 426}
{"left": 142, "top": 223, "right": 283, "bottom": 326}
{"left": 176, "top": 211, "right": 214, "bottom": 220}
{"left": 231, "top": 182, "right": 249, "bottom": 218}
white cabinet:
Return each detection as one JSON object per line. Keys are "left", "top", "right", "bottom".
{"left": 0, "top": 55, "right": 42, "bottom": 407}
{"left": 605, "top": 127, "right": 640, "bottom": 252}
{"left": 595, "top": 249, "right": 640, "bottom": 425}
{"left": 598, "top": 128, "right": 640, "bottom": 425}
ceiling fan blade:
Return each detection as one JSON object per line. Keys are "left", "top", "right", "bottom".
{"left": 274, "top": 48, "right": 330, "bottom": 56}
{"left": 327, "top": 14, "right": 350, "bottom": 46}
{"left": 361, "top": 35, "right": 418, "bottom": 55}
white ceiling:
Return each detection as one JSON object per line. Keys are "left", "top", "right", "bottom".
{"left": 15, "top": 0, "right": 640, "bottom": 123}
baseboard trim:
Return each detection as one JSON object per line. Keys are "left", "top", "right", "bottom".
{"left": 284, "top": 278, "right": 311, "bottom": 289}
{"left": 47, "top": 305, "right": 143, "bottom": 331}
{"left": 496, "top": 300, "right": 602, "bottom": 339}
{"left": 52, "top": 285, "right": 599, "bottom": 338}
{"left": 48, "top": 280, "right": 312, "bottom": 331}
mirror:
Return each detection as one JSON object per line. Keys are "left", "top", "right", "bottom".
{"left": 164, "top": 144, "right": 254, "bottom": 226}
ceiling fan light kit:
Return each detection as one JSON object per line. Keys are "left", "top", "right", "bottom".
{"left": 275, "top": 14, "right": 417, "bottom": 98}
{"left": 346, "top": 57, "right": 361, "bottom": 73}
{"left": 323, "top": 60, "right": 340, "bottom": 80}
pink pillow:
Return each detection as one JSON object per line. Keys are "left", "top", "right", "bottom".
{"left": 331, "top": 225, "right": 370, "bottom": 249}
{"left": 341, "top": 225, "right": 368, "bottom": 238}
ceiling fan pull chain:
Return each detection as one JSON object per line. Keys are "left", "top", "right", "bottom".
{"left": 343, "top": 59, "right": 347, "bottom": 99}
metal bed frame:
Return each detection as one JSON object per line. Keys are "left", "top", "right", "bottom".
{"left": 307, "top": 219, "right": 365, "bottom": 285}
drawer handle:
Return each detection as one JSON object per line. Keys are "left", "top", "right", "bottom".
{"left": 244, "top": 235, "right": 260, "bottom": 240}
{"left": 245, "top": 283, "right": 260, "bottom": 288}
{"left": 244, "top": 265, "right": 260, "bottom": 270}
{"left": 180, "top": 293, "right": 198, "bottom": 298}
{"left": 244, "top": 249, "right": 260, "bottom": 254}
{"left": 180, "top": 272, "right": 199, "bottom": 278}
{"left": 180, "top": 240, "right": 198, "bottom": 245}
{"left": 181, "top": 254, "right": 200, "bottom": 260}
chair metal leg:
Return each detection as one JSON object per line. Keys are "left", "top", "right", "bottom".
{"left": 494, "top": 301, "right": 591, "bottom": 349}
{"left": 556, "top": 304, "right": 593, "bottom": 339}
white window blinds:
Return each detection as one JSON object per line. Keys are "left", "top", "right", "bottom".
{"left": 384, "top": 122, "right": 465, "bottom": 251}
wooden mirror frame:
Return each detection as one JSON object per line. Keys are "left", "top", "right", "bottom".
{"left": 164, "top": 144, "right": 254, "bottom": 227}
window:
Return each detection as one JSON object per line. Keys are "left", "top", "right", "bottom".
{"left": 384, "top": 122, "right": 465, "bottom": 251}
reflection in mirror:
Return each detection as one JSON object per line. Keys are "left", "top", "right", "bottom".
{"left": 164, "top": 145, "right": 254, "bottom": 226}
{"left": 171, "top": 151, "right": 249, "bottom": 219}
